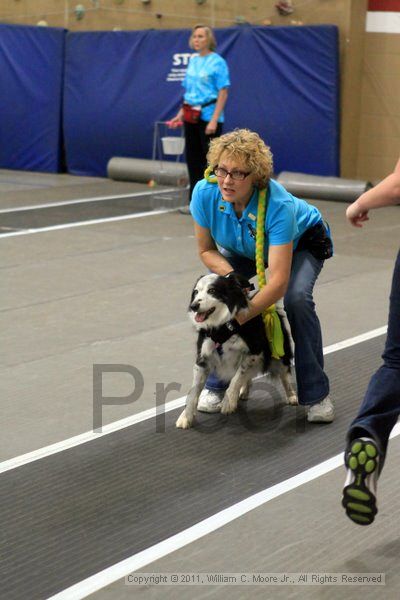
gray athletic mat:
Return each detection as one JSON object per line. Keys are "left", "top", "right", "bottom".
{"left": 277, "top": 171, "right": 372, "bottom": 202}
{"left": 0, "top": 335, "right": 386, "bottom": 599}
{"left": 107, "top": 157, "right": 188, "bottom": 187}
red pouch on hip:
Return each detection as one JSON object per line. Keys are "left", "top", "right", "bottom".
{"left": 182, "top": 103, "right": 201, "bottom": 124}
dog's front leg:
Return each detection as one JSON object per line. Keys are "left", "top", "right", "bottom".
{"left": 280, "top": 367, "right": 298, "bottom": 405}
{"left": 176, "top": 364, "right": 209, "bottom": 429}
{"left": 221, "top": 356, "right": 256, "bottom": 415}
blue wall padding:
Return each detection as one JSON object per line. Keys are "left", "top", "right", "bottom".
{"left": 0, "top": 24, "right": 65, "bottom": 172}
{"left": 64, "top": 30, "right": 193, "bottom": 177}
{"left": 64, "top": 25, "right": 339, "bottom": 178}
{"left": 225, "top": 26, "right": 339, "bottom": 176}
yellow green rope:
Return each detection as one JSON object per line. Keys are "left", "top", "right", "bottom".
{"left": 255, "top": 188, "right": 285, "bottom": 359}
{"left": 204, "top": 166, "right": 285, "bottom": 358}
{"left": 204, "top": 165, "right": 217, "bottom": 183}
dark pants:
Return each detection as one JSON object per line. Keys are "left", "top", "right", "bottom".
{"left": 184, "top": 119, "right": 223, "bottom": 200}
{"left": 347, "top": 249, "right": 400, "bottom": 470}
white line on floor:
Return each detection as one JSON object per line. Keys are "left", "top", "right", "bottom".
{"left": 0, "top": 206, "right": 178, "bottom": 238}
{"left": 0, "top": 188, "right": 177, "bottom": 213}
{"left": 48, "top": 422, "right": 400, "bottom": 600}
{"left": 323, "top": 325, "right": 388, "bottom": 354}
{"left": 0, "top": 325, "right": 387, "bottom": 476}
{"left": 0, "top": 398, "right": 185, "bottom": 474}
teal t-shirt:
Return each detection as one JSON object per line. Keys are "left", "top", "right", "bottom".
{"left": 182, "top": 53, "right": 230, "bottom": 122}
{"left": 190, "top": 178, "right": 322, "bottom": 261}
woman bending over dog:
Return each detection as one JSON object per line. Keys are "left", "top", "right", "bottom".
{"left": 189, "top": 128, "right": 334, "bottom": 423}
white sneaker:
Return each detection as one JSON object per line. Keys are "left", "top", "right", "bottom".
{"left": 307, "top": 396, "right": 334, "bottom": 423}
{"left": 197, "top": 389, "right": 224, "bottom": 413}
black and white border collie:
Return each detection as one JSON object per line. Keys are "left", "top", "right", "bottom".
{"left": 176, "top": 273, "right": 297, "bottom": 429}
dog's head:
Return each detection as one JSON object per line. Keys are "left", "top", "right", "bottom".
{"left": 188, "top": 273, "right": 249, "bottom": 330}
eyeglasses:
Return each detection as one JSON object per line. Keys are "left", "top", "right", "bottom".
{"left": 214, "top": 167, "right": 251, "bottom": 181}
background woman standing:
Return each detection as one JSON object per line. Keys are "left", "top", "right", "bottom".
{"left": 170, "top": 24, "right": 230, "bottom": 212}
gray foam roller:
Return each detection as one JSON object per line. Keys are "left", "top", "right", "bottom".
{"left": 107, "top": 157, "right": 189, "bottom": 187}
{"left": 277, "top": 171, "right": 372, "bottom": 202}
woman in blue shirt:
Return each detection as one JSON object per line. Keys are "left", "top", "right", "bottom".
{"left": 170, "top": 24, "right": 230, "bottom": 209}
{"left": 190, "top": 128, "right": 334, "bottom": 423}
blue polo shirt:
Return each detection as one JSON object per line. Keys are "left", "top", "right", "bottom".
{"left": 190, "top": 178, "right": 322, "bottom": 261}
{"left": 183, "top": 53, "right": 230, "bottom": 122}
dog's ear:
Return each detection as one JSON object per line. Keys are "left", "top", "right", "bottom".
{"left": 222, "top": 275, "right": 249, "bottom": 313}
{"left": 225, "top": 271, "right": 255, "bottom": 296}
{"left": 225, "top": 271, "right": 254, "bottom": 291}
{"left": 189, "top": 274, "right": 207, "bottom": 305}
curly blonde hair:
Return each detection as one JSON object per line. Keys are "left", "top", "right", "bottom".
{"left": 189, "top": 24, "right": 217, "bottom": 52}
{"left": 207, "top": 129, "right": 274, "bottom": 188}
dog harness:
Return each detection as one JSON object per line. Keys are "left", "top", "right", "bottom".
{"left": 204, "top": 167, "right": 285, "bottom": 359}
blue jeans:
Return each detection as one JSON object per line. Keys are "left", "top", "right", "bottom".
{"left": 205, "top": 248, "right": 330, "bottom": 405}
{"left": 347, "top": 250, "right": 400, "bottom": 467}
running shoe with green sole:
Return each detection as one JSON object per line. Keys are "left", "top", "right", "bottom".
{"left": 342, "top": 437, "right": 379, "bottom": 526}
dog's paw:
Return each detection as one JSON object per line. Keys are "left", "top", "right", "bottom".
{"left": 221, "top": 397, "right": 238, "bottom": 414}
{"left": 285, "top": 392, "right": 298, "bottom": 406}
{"left": 176, "top": 410, "right": 193, "bottom": 429}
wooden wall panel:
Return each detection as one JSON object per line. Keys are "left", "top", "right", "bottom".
{"left": 0, "top": 1, "right": 356, "bottom": 31}
{"left": 356, "top": 32, "right": 400, "bottom": 180}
